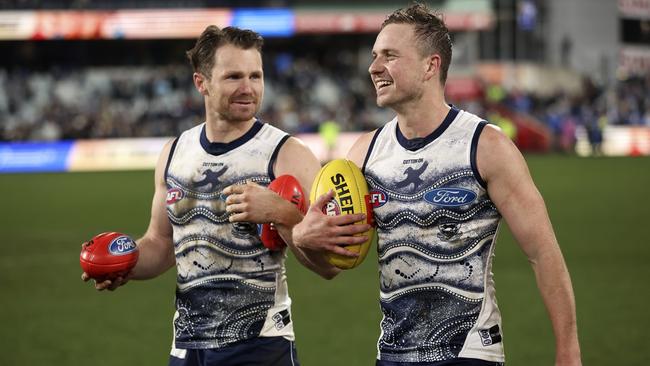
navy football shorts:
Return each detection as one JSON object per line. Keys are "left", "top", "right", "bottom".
{"left": 376, "top": 358, "right": 503, "bottom": 366}
{"left": 169, "top": 336, "right": 300, "bottom": 366}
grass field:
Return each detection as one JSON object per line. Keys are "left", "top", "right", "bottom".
{"left": 1, "top": 155, "right": 649, "bottom": 365}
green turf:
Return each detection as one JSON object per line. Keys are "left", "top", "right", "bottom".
{"left": 1, "top": 155, "right": 649, "bottom": 365}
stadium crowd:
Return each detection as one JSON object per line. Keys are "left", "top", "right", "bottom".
{"left": 1, "top": 53, "right": 648, "bottom": 151}
{"left": 0, "top": 50, "right": 393, "bottom": 141}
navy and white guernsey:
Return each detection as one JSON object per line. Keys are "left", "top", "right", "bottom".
{"left": 364, "top": 107, "right": 506, "bottom": 363}
{"left": 165, "top": 120, "right": 294, "bottom": 349}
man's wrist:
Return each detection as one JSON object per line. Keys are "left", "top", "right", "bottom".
{"left": 273, "top": 199, "right": 303, "bottom": 228}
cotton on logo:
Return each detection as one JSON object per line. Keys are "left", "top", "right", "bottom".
{"left": 369, "top": 190, "right": 388, "bottom": 208}
{"left": 166, "top": 188, "right": 184, "bottom": 204}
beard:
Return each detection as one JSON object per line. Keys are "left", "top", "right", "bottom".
{"left": 221, "top": 104, "right": 259, "bottom": 122}
{"left": 212, "top": 95, "right": 261, "bottom": 122}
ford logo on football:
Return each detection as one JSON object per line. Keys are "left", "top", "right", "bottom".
{"left": 109, "top": 236, "right": 137, "bottom": 255}
{"left": 424, "top": 188, "right": 477, "bottom": 207}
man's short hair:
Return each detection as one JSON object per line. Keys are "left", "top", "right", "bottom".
{"left": 186, "top": 26, "right": 264, "bottom": 79}
{"left": 382, "top": 2, "right": 452, "bottom": 85}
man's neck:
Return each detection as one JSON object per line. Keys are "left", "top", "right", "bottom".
{"left": 204, "top": 117, "right": 256, "bottom": 144}
{"left": 395, "top": 97, "right": 451, "bottom": 139}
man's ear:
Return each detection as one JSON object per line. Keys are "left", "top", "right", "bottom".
{"left": 423, "top": 54, "right": 441, "bottom": 82}
{"left": 193, "top": 72, "right": 209, "bottom": 96}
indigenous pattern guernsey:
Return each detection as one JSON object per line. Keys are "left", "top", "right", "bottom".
{"left": 165, "top": 120, "right": 294, "bottom": 349}
{"left": 364, "top": 107, "right": 506, "bottom": 363}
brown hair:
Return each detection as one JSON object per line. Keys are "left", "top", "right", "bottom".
{"left": 186, "top": 26, "right": 264, "bottom": 79}
{"left": 382, "top": 2, "right": 452, "bottom": 85}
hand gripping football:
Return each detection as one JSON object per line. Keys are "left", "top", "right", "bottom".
{"left": 310, "top": 159, "right": 376, "bottom": 269}
{"left": 80, "top": 232, "right": 139, "bottom": 281}
{"left": 260, "top": 175, "right": 308, "bottom": 251}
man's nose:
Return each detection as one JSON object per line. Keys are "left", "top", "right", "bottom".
{"left": 369, "top": 57, "right": 382, "bottom": 75}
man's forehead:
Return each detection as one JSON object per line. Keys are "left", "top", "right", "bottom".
{"left": 373, "top": 24, "right": 415, "bottom": 50}
{"left": 214, "top": 46, "right": 262, "bottom": 67}
{"left": 215, "top": 45, "right": 260, "bottom": 60}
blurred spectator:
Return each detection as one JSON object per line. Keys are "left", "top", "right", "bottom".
{"left": 1, "top": 54, "right": 648, "bottom": 154}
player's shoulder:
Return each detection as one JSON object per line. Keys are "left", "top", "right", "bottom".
{"left": 178, "top": 121, "right": 205, "bottom": 138}
{"left": 276, "top": 136, "right": 320, "bottom": 168}
{"left": 452, "top": 107, "right": 487, "bottom": 131}
{"left": 347, "top": 130, "right": 378, "bottom": 166}
{"left": 280, "top": 135, "right": 313, "bottom": 155}
{"left": 479, "top": 123, "right": 513, "bottom": 151}
{"left": 154, "top": 137, "right": 178, "bottom": 184}
{"left": 274, "top": 135, "right": 320, "bottom": 189}
{"left": 160, "top": 137, "right": 178, "bottom": 161}
{"left": 476, "top": 123, "right": 526, "bottom": 182}
{"left": 259, "top": 120, "right": 289, "bottom": 136}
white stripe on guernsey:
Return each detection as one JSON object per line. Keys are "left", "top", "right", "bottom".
{"left": 170, "top": 346, "right": 187, "bottom": 359}
{"left": 380, "top": 282, "right": 484, "bottom": 302}
{"left": 177, "top": 274, "right": 276, "bottom": 292}
{"left": 175, "top": 239, "right": 266, "bottom": 258}
{"left": 170, "top": 311, "right": 187, "bottom": 359}
{"left": 379, "top": 236, "right": 491, "bottom": 262}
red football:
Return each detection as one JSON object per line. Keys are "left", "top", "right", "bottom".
{"left": 80, "top": 232, "right": 139, "bottom": 281}
{"left": 261, "top": 175, "right": 308, "bottom": 251}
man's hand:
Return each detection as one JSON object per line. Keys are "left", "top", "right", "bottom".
{"left": 223, "top": 182, "right": 286, "bottom": 224}
{"left": 293, "top": 190, "right": 370, "bottom": 257}
{"left": 80, "top": 241, "right": 131, "bottom": 291}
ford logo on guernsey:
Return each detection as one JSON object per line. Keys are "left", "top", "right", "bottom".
{"left": 424, "top": 188, "right": 477, "bottom": 207}
{"left": 109, "top": 236, "right": 137, "bottom": 256}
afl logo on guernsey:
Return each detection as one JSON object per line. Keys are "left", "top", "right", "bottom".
{"left": 109, "top": 236, "right": 137, "bottom": 256}
{"left": 424, "top": 188, "right": 477, "bottom": 206}
{"left": 166, "top": 188, "right": 184, "bottom": 204}
{"left": 369, "top": 190, "right": 388, "bottom": 208}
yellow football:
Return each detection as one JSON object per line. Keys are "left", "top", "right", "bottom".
{"left": 310, "top": 159, "right": 376, "bottom": 269}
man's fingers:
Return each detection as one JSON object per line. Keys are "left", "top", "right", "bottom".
{"left": 228, "top": 212, "right": 248, "bottom": 222}
{"left": 95, "top": 279, "right": 112, "bottom": 291}
{"left": 330, "top": 213, "right": 366, "bottom": 226}
{"left": 225, "top": 194, "right": 242, "bottom": 205}
{"left": 334, "top": 223, "right": 372, "bottom": 236}
{"left": 226, "top": 202, "right": 247, "bottom": 214}
{"left": 310, "top": 190, "right": 334, "bottom": 212}
{"left": 107, "top": 277, "right": 126, "bottom": 291}
{"left": 81, "top": 272, "right": 90, "bottom": 282}
{"left": 330, "top": 234, "right": 369, "bottom": 246}
{"left": 223, "top": 182, "right": 260, "bottom": 196}
{"left": 328, "top": 245, "right": 360, "bottom": 258}
{"left": 222, "top": 184, "right": 241, "bottom": 196}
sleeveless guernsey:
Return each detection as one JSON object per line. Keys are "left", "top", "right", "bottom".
{"left": 165, "top": 120, "right": 294, "bottom": 349}
{"left": 364, "top": 107, "right": 505, "bottom": 363}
